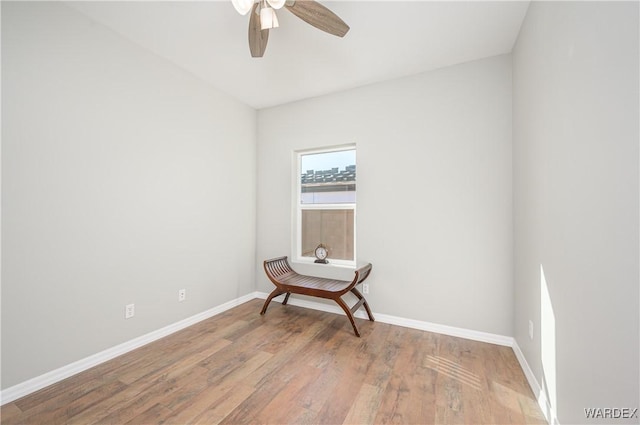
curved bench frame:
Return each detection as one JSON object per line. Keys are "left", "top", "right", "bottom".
{"left": 261, "top": 256, "right": 374, "bottom": 337}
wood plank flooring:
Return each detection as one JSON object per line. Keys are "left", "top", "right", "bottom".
{"left": 1, "top": 299, "right": 546, "bottom": 424}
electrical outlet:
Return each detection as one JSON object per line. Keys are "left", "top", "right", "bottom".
{"left": 362, "top": 283, "right": 369, "bottom": 294}
{"left": 125, "top": 303, "right": 135, "bottom": 319}
{"left": 528, "top": 320, "right": 534, "bottom": 340}
{"left": 178, "top": 289, "right": 186, "bottom": 302}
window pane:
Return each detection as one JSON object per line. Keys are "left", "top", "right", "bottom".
{"left": 301, "top": 209, "right": 354, "bottom": 261}
{"left": 301, "top": 150, "right": 355, "bottom": 204}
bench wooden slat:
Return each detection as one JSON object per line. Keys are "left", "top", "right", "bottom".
{"left": 261, "top": 256, "right": 374, "bottom": 337}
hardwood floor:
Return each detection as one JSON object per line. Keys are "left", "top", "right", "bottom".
{"left": 1, "top": 299, "right": 546, "bottom": 424}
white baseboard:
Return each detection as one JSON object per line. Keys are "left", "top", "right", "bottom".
{"left": 255, "top": 291, "right": 513, "bottom": 347}
{"left": 0, "top": 292, "right": 259, "bottom": 405}
{"left": 512, "top": 341, "right": 557, "bottom": 425}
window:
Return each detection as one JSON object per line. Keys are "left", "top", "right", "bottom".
{"left": 295, "top": 146, "right": 356, "bottom": 265}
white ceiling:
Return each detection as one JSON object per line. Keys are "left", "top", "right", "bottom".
{"left": 67, "top": 1, "right": 530, "bottom": 109}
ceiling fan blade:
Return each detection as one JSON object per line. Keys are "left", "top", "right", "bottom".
{"left": 248, "top": 3, "right": 269, "bottom": 57}
{"left": 285, "top": 0, "right": 349, "bottom": 38}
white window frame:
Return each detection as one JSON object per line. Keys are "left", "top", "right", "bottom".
{"left": 293, "top": 144, "right": 356, "bottom": 268}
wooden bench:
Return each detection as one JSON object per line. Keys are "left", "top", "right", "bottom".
{"left": 261, "top": 256, "right": 374, "bottom": 337}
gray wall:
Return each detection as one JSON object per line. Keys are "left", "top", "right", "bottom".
{"left": 257, "top": 55, "right": 514, "bottom": 336}
{"left": 513, "top": 2, "right": 639, "bottom": 423}
{"left": 2, "top": 2, "right": 257, "bottom": 388}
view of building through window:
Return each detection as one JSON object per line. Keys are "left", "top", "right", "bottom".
{"left": 299, "top": 149, "right": 355, "bottom": 262}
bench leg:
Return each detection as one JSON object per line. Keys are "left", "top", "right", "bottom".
{"left": 260, "top": 289, "right": 285, "bottom": 315}
{"left": 282, "top": 292, "right": 291, "bottom": 305}
{"left": 334, "top": 297, "right": 361, "bottom": 337}
{"left": 351, "top": 287, "right": 375, "bottom": 322}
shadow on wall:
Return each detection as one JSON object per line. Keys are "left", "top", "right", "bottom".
{"left": 540, "top": 264, "right": 558, "bottom": 424}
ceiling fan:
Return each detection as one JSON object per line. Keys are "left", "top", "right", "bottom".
{"left": 231, "top": 0, "right": 350, "bottom": 57}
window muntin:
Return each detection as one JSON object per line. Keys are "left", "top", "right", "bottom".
{"left": 296, "top": 147, "right": 356, "bottom": 265}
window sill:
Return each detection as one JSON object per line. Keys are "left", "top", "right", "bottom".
{"left": 293, "top": 258, "right": 356, "bottom": 270}
{"left": 291, "top": 258, "right": 358, "bottom": 280}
